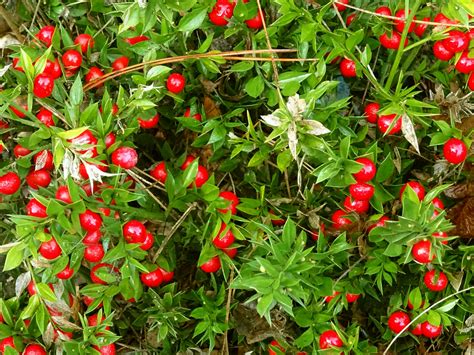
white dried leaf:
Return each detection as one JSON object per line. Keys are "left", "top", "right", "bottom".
{"left": 62, "top": 150, "right": 81, "bottom": 180}
{"left": 460, "top": 314, "right": 474, "bottom": 333}
{"left": 433, "top": 160, "right": 450, "bottom": 176}
{"left": 301, "top": 119, "right": 331, "bottom": 136}
{"left": 261, "top": 113, "right": 282, "bottom": 127}
{"left": 35, "top": 150, "right": 48, "bottom": 171}
{"left": 138, "top": 0, "right": 147, "bottom": 8}
{"left": 288, "top": 122, "right": 298, "bottom": 160}
{"left": 393, "top": 147, "right": 402, "bottom": 173}
{"left": 0, "top": 64, "right": 11, "bottom": 78}
{"left": 30, "top": 259, "right": 51, "bottom": 268}
{"left": 0, "top": 35, "right": 20, "bottom": 49}
{"left": 401, "top": 114, "right": 420, "bottom": 154}
{"left": 51, "top": 316, "right": 82, "bottom": 330}
{"left": 82, "top": 161, "right": 120, "bottom": 192}
{"left": 449, "top": 271, "right": 463, "bottom": 292}
{"left": 15, "top": 272, "right": 31, "bottom": 298}
{"left": 286, "top": 94, "right": 306, "bottom": 119}
{"left": 43, "top": 323, "right": 55, "bottom": 346}
{"left": 0, "top": 242, "right": 20, "bottom": 253}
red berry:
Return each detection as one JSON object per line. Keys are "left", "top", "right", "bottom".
{"left": 62, "top": 50, "right": 82, "bottom": 70}
{"left": 0, "top": 336, "right": 16, "bottom": 352}
{"left": 208, "top": 0, "right": 236, "bottom": 26}
{"left": 33, "top": 150, "right": 53, "bottom": 171}
{"left": 364, "top": 102, "right": 379, "bottom": 123}
{"left": 55, "top": 185, "right": 73, "bottom": 204}
{"left": 421, "top": 321, "right": 442, "bottom": 338}
{"left": 324, "top": 291, "right": 340, "bottom": 303}
{"left": 334, "top": 0, "right": 348, "bottom": 11}
{"left": 380, "top": 31, "right": 406, "bottom": 50}
{"left": 39, "top": 237, "right": 62, "bottom": 259}
{"left": 223, "top": 247, "right": 238, "bottom": 259}
{"left": 90, "top": 263, "right": 118, "bottom": 285}
{"left": 0, "top": 172, "right": 21, "bottom": 195}
{"left": 375, "top": 6, "right": 391, "bottom": 16}
{"left": 400, "top": 181, "right": 425, "bottom": 200}
{"left": 353, "top": 157, "right": 376, "bottom": 182}
{"left": 319, "top": 330, "right": 343, "bottom": 349}
{"left": 150, "top": 161, "right": 167, "bottom": 184}
{"left": 83, "top": 230, "right": 102, "bottom": 245}
{"left": 140, "top": 267, "right": 164, "bottom": 287}
{"left": 432, "top": 197, "right": 445, "bottom": 210}
{"left": 111, "top": 146, "right": 138, "bottom": 169}
{"left": 23, "top": 343, "right": 47, "bottom": 355}
{"left": 394, "top": 9, "right": 416, "bottom": 33}
{"left": 378, "top": 114, "right": 401, "bottom": 134}
{"left": 158, "top": 266, "right": 174, "bottom": 283}
{"left": 345, "top": 293, "right": 360, "bottom": 303}
{"left": 218, "top": 191, "right": 239, "bottom": 214}
{"left": 26, "top": 169, "right": 51, "bottom": 190}
{"left": 124, "top": 35, "right": 149, "bottom": 45}
{"left": 180, "top": 155, "right": 195, "bottom": 170}
{"left": 14, "top": 144, "right": 31, "bottom": 158}
{"left": 268, "top": 339, "right": 285, "bottom": 355}
{"left": 68, "top": 129, "right": 98, "bottom": 157}
{"left": 200, "top": 256, "right": 221, "bottom": 273}
{"left": 349, "top": 182, "right": 374, "bottom": 200}
{"left": 367, "top": 215, "right": 389, "bottom": 232}
{"left": 57, "top": 263, "right": 74, "bottom": 280}
{"left": 12, "top": 57, "right": 24, "bottom": 72}
{"left": 74, "top": 33, "right": 94, "bottom": 53}
{"left": 414, "top": 18, "right": 429, "bottom": 37}
{"left": 412, "top": 240, "right": 434, "bottom": 264}
{"left": 245, "top": 9, "right": 264, "bottom": 30}
{"left": 346, "top": 13, "right": 356, "bottom": 26}
{"left": 443, "top": 30, "right": 469, "bottom": 53}
{"left": 112, "top": 56, "right": 129, "bottom": 71}
{"left": 80, "top": 210, "right": 103, "bottom": 232}
{"left": 193, "top": 165, "right": 209, "bottom": 188}
{"left": 340, "top": 58, "right": 356, "bottom": 78}
{"left": 468, "top": 72, "right": 474, "bottom": 91}
{"left": 411, "top": 323, "right": 423, "bottom": 336}
{"left": 443, "top": 138, "right": 468, "bottom": 164}
{"left": 33, "top": 74, "right": 54, "bottom": 98}
{"left": 36, "top": 25, "right": 55, "bottom": 46}
{"left": 184, "top": 108, "right": 202, "bottom": 121}
{"left": 43, "top": 58, "right": 61, "bottom": 79}
{"left": 331, "top": 209, "right": 352, "bottom": 229}
{"left": 26, "top": 198, "right": 47, "bottom": 218}
{"left": 424, "top": 270, "right": 448, "bottom": 292}
{"left": 455, "top": 51, "right": 474, "bottom": 74}
{"left": 93, "top": 344, "right": 116, "bottom": 355}
{"left": 138, "top": 114, "right": 159, "bottom": 129}
{"left": 166, "top": 73, "right": 186, "bottom": 94}
{"left": 123, "top": 220, "right": 147, "bottom": 244}
{"left": 36, "top": 108, "right": 55, "bottom": 127}
{"left": 213, "top": 223, "right": 236, "bottom": 249}
{"left": 270, "top": 211, "right": 286, "bottom": 226}
{"left": 88, "top": 313, "right": 109, "bottom": 329}
{"left": 85, "top": 67, "right": 104, "bottom": 85}
{"left": 10, "top": 103, "right": 27, "bottom": 118}
{"left": 84, "top": 244, "right": 105, "bottom": 263}
{"left": 343, "top": 196, "right": 369, "bottom": 214}
{"left": 434, "top": 13, "right": 457, "bottom": 26}
{"left": 388, "top": 311, "right": 410, "bottom": 333}
{"left": 433, "top": 41, "right": 454, "bottom": 61}
{"left": 105, "top": 132, "right": 116, "bottom": 149}
{"left": 433, "top": 231, "right": 448, "bottom": 245}
{"left": 140, "top": 232, "right": 154, "bottom": 251}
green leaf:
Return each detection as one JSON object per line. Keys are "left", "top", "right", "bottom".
{"left": 383, "top": 244, "right": 403, "bottom": 257}
{"left": 4, "top": 245, "right": 24, "bottom": 271}
{"left": 146, "top": 66, "right": 172, "bottom": 81}
{"left": 182, "top": 159, "right": 199, "bottom": 188}
{"left": 70, "top": 76, "right": 83, "bottom": 106}
{"left": 256, "top": 293, "right": 274, "bottom": 320}
{"left": 346, "top": 29, "right": 364, "bottom": 51}
{"left": 36, "top": 283, "right": 57, "bottom": 302}
{"left": 245, "top": 76, "right": 265, "bottom": 98}
{"left": 178, "top": 7, "right": 208, "bottom": 32}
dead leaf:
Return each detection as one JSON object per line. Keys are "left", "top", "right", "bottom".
{"left": 261, "top": 113, "right": 282, "bottom": 127}
{"left": 288, "top": 122, "right": 297, "bottom": 160}
{"left": 203, "top": 96, "right": 221, "bottom": 118}
{"left": 401, "top": 114, "right": 420, "bottom": 154}
{"left": 286, "top": 94, "right": 306, "bottom": 119}
{"left": 301, "top": 119, "right": 330, "bottom": 136}
{"left": 0, "top": 34, "right": 20, "bottom": 49}
{"left": 15, "top": 272, "right": 31, "bottom": 298}
{"left": 0, "top": 241, "right": 20, "bottom": 253}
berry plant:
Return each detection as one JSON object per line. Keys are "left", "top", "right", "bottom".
{"left": 0, "top": 0, "right": 473, "bottom": 354}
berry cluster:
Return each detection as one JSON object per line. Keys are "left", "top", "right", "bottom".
{"left": 209, "top": 0, "right": 264, "bottom": 29}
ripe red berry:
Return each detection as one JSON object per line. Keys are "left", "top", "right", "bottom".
{"left": 346, "top": 13, "right": 356, "bottom": 26}
{"left": 433, "top": 231, "right": 448, "bottom": 245}
{"left": 36, "top": 25, "right": 55, "bottom": 46}
{"left": 33, "top": 74, "right": 54, "bottom": 98}
{"left": 378, "top": 114, "right": 401, "bottom": 134}
{"left": 331, "top": 209, "right": 352, "bottom": 229}
{"left": 55, "top": 185, "right": 73, "bottom": 204}
{"left": 334, "top": 0, "right": 348, "bottom": 11}
{"left": 124, "top": 35, "right": 149, "bottom": 45}
{"left": 208, "top": 0, "right": 236, "bottom": 26}
{"left": 388, "top": 311, "right": 410, "bottom": 333}
{"left": 33, "top": 150, "right": 54, "bottom": 170}
{"left": 353, "top": 157, "right": 376, "bottom": 182}
{"left": 364, "top": 102, "right": 379, "bottom": 123}
{"left": 394, "top": 9, "right": 416, "bottom": 33}
{"left": 166, "top": 73, "right": 186, "bottom": 94}
{"left": 194, "top": 165, "right": 209, "bottom": 188}
{"left": 345, "top": 293, "right": 360, "bottom": 303}
{"left": 111, "top": 146, "right": 138, "bottom": 169}
{"left": 150, "top": 161, "right": 167, "bottom": 183}
{"left": 400, "top": 181, "right": 425, "bottom": 200}
{"left": 80, "top": 210, "right": 103, "bottom": 232}
{"left": 36, "top": 108, "right": 55, "bottom": 127}
{"left": 200, "top": 256, "right": 221, "bottom": 273}
{"left": 57, "top": 264, "right": 74, "bottom": 280}
{"left": 43, "top": 58, "right": 61, "bottom": 79}
{"left": 74, "top": 33, "right": 94, "bottom": 53}
{"left": 268, "top": 339, "right": 285, "bottom": 355}
{"left": 0, "top": 172, "right": 21, "bottom": 195}
{"left": 213, "top": 223, "right": 236, "bottom": 249}
{"left": 112, "top": 56, "right": 129, "bottom": 71}
{"left": 26, "top": 198, "right": 48, "bottom": 218}
{"left": 84, "top": 230, "right": 102, "bottom": 245}
{"left": 140, "top": 267, "right": 164, "bottom": 287}
{"left": 123, "top": 220, "right": 147, "bottom": 244}
{"left": 26, "top": 169, "right": 51, "bottom": 189}
{"left": 39, "top": 237, "right": 62, "bottom": 259}
{"left": 184, "top": 107, "right": 202, "bottom": 121}
{"left": 68, "top": 129, "right": 98, "bottom": 157}
{"left": 0, "top": 337, "right": 16, "bottom": 352}
{"left": 138, "top": 114, "right": 159, "bottom": 129}
{"left": 245, "top": 8, "right": 264, "bottom": 30}
{"left": 218, "top": 191, "right": 239, "bottom": 214}
{"left": 14, "top": 145, "right": 31, "bottom": 158}
{"left": 84, "top": 244, "right": 105, "bottom": 263}
{"left": 62, "top": 50, "right": 82, "bottom": 70}
{"left": 343, "top": 196, "right": 369, "bottom": 213}
{"left": 88, "top": 313, "right": 109, "bottom": 329}
{"left": 424, "top": 270, "right": 448, "bottom": 292}
{"left": 455, "top": 51, "right": 474, "bottom": 74}
{"left": 469, "top": 72, "right": 474, "bottom": 91}
{"left": 10, "top": 103, "right": 27, "bottom": 118}
{"left": 158, "top": 266, "right": 174, "bottom": 283}
{"left": 223, "top": 247, "right": 238, "bottom": 259}
{"left": 443, "top": 30, "right": 469, "bottom": 53}
{"left": 325, "top": 291, "right": 340, "bottom": 303}
{"left": 412, "top": 240, "right": 434, "bottom": 264}
{"left": 85, "top": 67, "right": 104, "bottom": 85}
{"left": 380, "top": 31, "right": 406, "bottom": 50}
{"left": 90, "top": 263, "right": 117, "bottom": 285}
{"left": 433, "top": 41, "right": 454, "bottom": 61}
{"left": 340, "top": 58, "right": 356, "bottom": 77}
{"left": 181, "top": 155, "right": 195, "bottom": 170}
{"left": 349, "top": 182, "right": 374, "bottom": 200}
{"left": 375, "top": 6, "right": 391, "bottom": 16}
{"left": 421, "top": 321, "right": 442, "bottom": 338}
{"left": 434, "top": 13, "right": 457, "bottom": 26}
{"left": 319, "top": 330, "right": 343, "bottom": 349}
{"left": 93, "top": 344, "right": 116, "bottom": 355}
{"left": 12, "top": 58, "right": 24, "bottom": 72}
{"left": 140, "top": 232, "right": 154, "bottom": 251}
{"left": 414, "top": 18, "right": 429, "bottom": 37}
{"left": 367, "top": 215, "right": 389, "bottom": 232}
{"left": 105, "top": 132, "right": 116, "bottom": 149}
{"left": 443, "top": 138, "right": 468, "bottom": 164}
{"left": 23, "top": 343, "right": 47, "bottom": 355}
{"left": 411, "top": 323, "right": 423, "bottom": 336}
